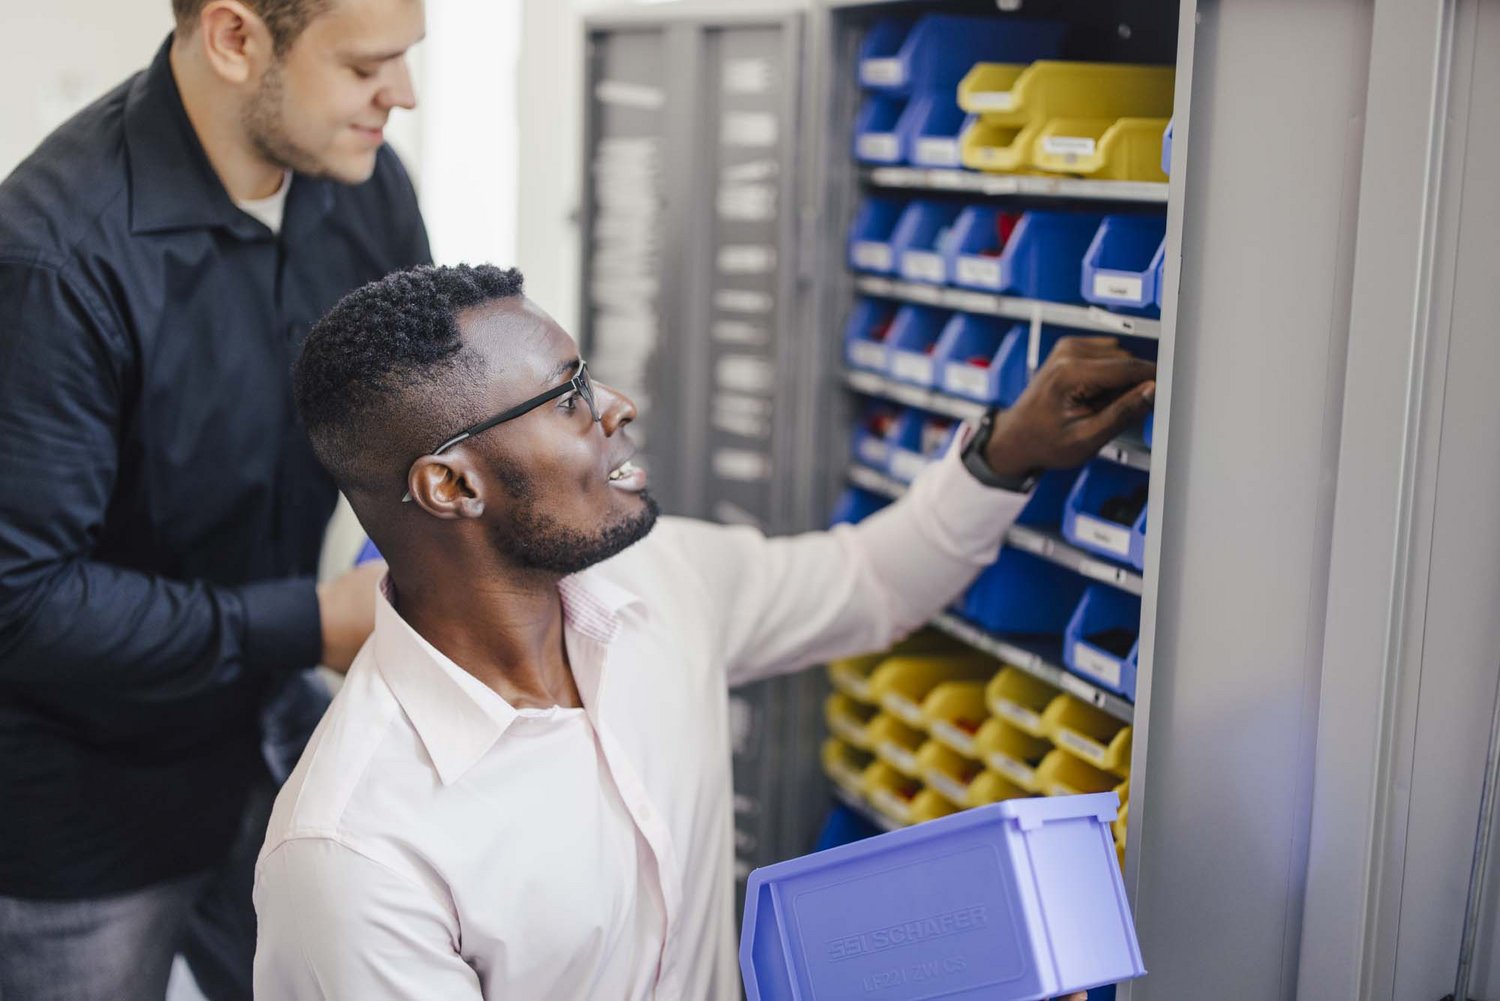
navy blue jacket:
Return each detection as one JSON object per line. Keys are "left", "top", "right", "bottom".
{"left": 0, "top": 38, "right": 430, "bottom": 897}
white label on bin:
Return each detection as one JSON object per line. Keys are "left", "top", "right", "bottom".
{"left": 1073, "top": 641, "right": 1124, "bottom": 688}
{"left": 944, "top": 363, "right": 992, "bottom": 398}
{"left": 966, "top": 91, "right": 1016, "bottom": 112}
{"left": 929, "top": 773, "right": 970, "bottom": 807}
{"left": 860, "top": 58, "right": 904, "bottom": 87}
{"left": 996, "top": 702, "right": 1044, "bottom": 735}
{"left": 931, "top": 721, "right": 977, "bottom": 757}
{"left": 991, "top": 754, "right": 1038, "bottom": 790}
{"left": 890, "top": 351, "right": 935, "bottom": 385}
{"left": 856, "top": 436, "right": 889, "bottom": 467}
{"left": 914, "top": 138, "right": 961, "bottom": 167}
{"left": 857, "top": 133, "right": 901, "bottom": 162}
{"left": 870, "top": 789, "right": 913, "bottom": 824}
{"left": 877, "top": 740, "right": 919, "bottom": 775}
{"left": 847, "top": 340, "right": 887, "bottom": 370}
{"left": 888, "top": 449, "right": 929, "bottom": 483}
{"left": 1041, "top": 135, "right": 1098, "bottom": 157}
{"left": 1074, "top": 514, "right": 1133, "bottom": 557}
{"left": 881, "top": 694, "right": 924, "bottom": 728}
{"left": 851, "top": 241, "right": 893, "bottom": 272}
{"left": 956, "top": 255, "right": 1004, "bottom": 289}
{"left": 1093, "top": 273, "right": 1145, "bottom": 302}
{"left": 900, "top": 251, "right": 947, "bottom": 284}
{"left": 831, "top": 717, "right": 866, "bottom": 746}
{"left": 1057, "top": 729, "right": 1109, "bottom": 767}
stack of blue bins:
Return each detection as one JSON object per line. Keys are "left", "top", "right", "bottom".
{"left": 741, "top": 793, "right": 1145, "bottom": 1000}
{"left": 947, "top": 208, "right": 1104, "bottom": 303}
{"left": 854, "top": 15, "right": 1064, "bottom": 168}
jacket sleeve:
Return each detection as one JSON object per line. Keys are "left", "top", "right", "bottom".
{"left": 0, "top": 260, "right": 321, "bottom": 702}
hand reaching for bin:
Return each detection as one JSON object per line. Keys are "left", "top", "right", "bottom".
{"left": 983, "top": 336, "right": 1156, "bottom": 478}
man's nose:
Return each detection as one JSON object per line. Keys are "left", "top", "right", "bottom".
{"left": 595, "top": 382, "right": 637, "bottom": 435}
{"left": 378, "top": 57, "right": 418, "bottom": 112}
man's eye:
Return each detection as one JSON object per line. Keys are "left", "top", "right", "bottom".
{"left": 352, "top": 66, "right": 377, "bottom": 80}
{"left": 557, "top": 394, "right": 579, "bottom": 412}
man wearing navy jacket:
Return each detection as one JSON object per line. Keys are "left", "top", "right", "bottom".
{"left": 0, "top": 0, "right": 429, "bottom": 997}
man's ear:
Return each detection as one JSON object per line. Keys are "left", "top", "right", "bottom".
{"left": 196, "top": 0, "right": 277, "bottom": 86}
{"left": 407, "top": 454, "right": 486, "bottom": 520}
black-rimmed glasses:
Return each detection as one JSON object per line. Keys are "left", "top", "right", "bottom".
{"left": 402, "top": 361, "right": 598, "bottom": 502}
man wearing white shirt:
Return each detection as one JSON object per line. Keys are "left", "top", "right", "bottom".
{"left": 254, "top": 263, "right": 1155, "bottom": 1000}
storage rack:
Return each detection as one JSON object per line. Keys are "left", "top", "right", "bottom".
{"left": 819, "top": 5, "right": 1177, "bottom": 892}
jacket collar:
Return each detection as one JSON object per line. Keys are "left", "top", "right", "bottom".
{"left": 124, "top": 34, "right": 333, "bottom": 239}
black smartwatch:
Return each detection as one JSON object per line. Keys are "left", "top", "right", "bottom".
{"left": 961, "top": 410, "right": 1041, "bottom": 494}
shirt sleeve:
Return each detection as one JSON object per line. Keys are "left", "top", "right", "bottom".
{"left": 254, "top": 838, "right": 484, "bottom": 1001}
{"left": 667, "top": 431, "right": 1029, "bottom": 687}
{"left": 0, "top": 261, "right": 323, "bottom": 702}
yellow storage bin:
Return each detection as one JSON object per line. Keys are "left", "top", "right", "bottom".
{"left": 863, "top": 762, "right": 957, "bottom": 826}
{"left": 868, "top": 713, "right": 926, "bottom": 778}
{"left": 917, "top": 741, "right": 987, "bottom": 808}
{"left": 1035, "top": 748, "right": 1119, "bottom": 797}
{"left": 958, "top": 117, "right": 1045, "bottom": 173}
{"left": 1113, "top": 799, "right": 1130, "bottom": 845}
{"left": 822, "top": 737, "right": 875, "bottom": 799}
{"left": 985, "top": 666, "right": 1060, "bottom": 739}
{"left": 958, "top": 61, "right": 1174, "bottom": 125}
{"left": 974, "top": 716, "right": 1052, "bottom": 793}
{"left": 969, "top": 770, "right": 1032, "bottom": 807}
{"left": 1116, "top": 833, "right": 1127, "bottom": 871}
{"left": 921, "top": 681, "right": 989, "bottom": 758}
{"left": 870, "top": 653, "right": 997, "bottom": 729}
{"left": 1042, "top": 695, "right": 1133, "bottom": 777}
{"left": 1031, "top": 117, "right": 1170, "bottom": 181}
{"left": 826, "top": 630, "right": 954, "bottom": 703}
{"left": 824, "top": 693, "right": 880, "bottom": 750}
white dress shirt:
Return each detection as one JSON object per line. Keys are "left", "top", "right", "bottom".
{"left": 253, "top": 441, "right": 1027, "bottom": 1000}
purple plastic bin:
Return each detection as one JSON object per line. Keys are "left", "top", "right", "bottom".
{"left": 740, "top": 793, "right": 1144, "bottom": 1001}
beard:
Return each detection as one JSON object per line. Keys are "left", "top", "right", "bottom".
{"left": 241, "top": 60, "right": 328, "bottom": 177}
{"left": 486, "top": 467, "right": 662, "bottom": 576}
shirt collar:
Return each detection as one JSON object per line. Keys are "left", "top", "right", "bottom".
{"left": 124, "top": 34, "right": 334, "bottom": 239}
{"left": 372, "top": 567, "right": 646, "bottom": 786}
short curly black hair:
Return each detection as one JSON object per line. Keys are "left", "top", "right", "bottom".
{"left": 294, "top": 263, "right": 525, "bottom": 495}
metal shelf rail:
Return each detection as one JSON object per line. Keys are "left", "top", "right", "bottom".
{"left": 845, "top": 463, "right": 1148, "bottom": 596}
{"left": 863, "top": 166, "right": 1169, "bottom": 205}
{"left": 852, "top": 275, "right": 1162, "bottom": 339}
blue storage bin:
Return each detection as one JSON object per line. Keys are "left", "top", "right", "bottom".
{"left": 886, "top": 305, "right": 953, "bottom": 387}
{"left": 892, "top": 200, "right": 964, "bottom": 285}
{"left": 931, "top": 314, "right": 1015, "bottom": 404}
{"left": 960, "top": 547, "right": 1088, "bottom": 637}
{"left": 1161, "top": 118, "right": 1173, "bottom": 176}
{"left": 887, "top": 409, "right": 959, "bottom": 484}
{"left": 1016, "top": 467, "right": 1084, "bottom": 531}
{"left": 848, "top": 197, "right": 907, "bottom": 274}
{"left": 1153, "top": 245, "right": 1166, "bottom": 309}
{"left": 830, "top": 487, "right": 890, "bottom": 528}
{"left": 953, "top": 210, "right": 1103, "bottom": 302}
{"left": 355, "top": 538, "right": 382, "bottom": 565}
{"left": 740, "top": 793, "right": 1144, "bottom": 1001}
{"left": 1143, "top": 411, "right": 1154, "bottom": 448}
{"left": 844, "top": 296, "right": 899, "bottom": 372}
{"left": 1062, "top": 461, "right": 1149, "bottom": 570}
{"left": 945, "top": 205, "right": 1025, "bottom": 292}
{"left": 854, "top": 93, "right": 909, "bottom": 164}
{"left": 856, "top": 15, "right": 1066, "bottom": 97}
{"left": 851, "top": 401, "right": 900, "bottom": 471}
{"left": 906, "top": 91, "right": 969, "bottom": 169}
{"left": 1081, "top": 216, "right": 1167, "bottom": 314}
{"left": 1063, "top": 586, "right": 1141, "bottom": 700}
